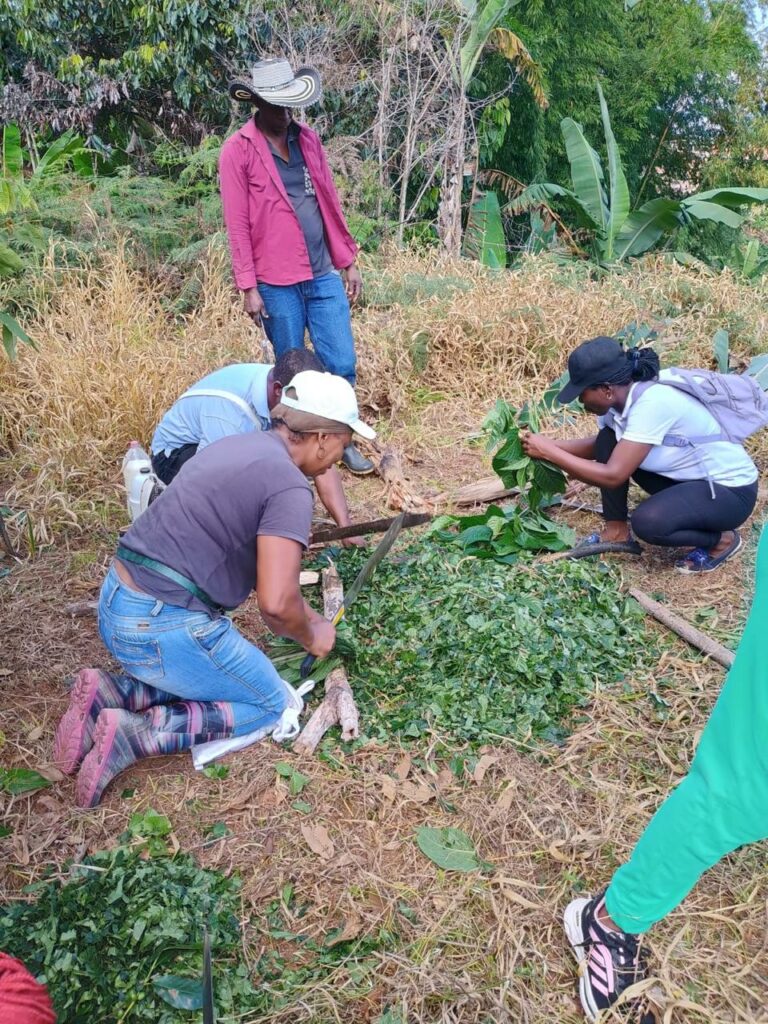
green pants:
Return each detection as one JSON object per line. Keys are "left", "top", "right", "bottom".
{"left": 606, "top": 525, "right": 768, "bottom": 934}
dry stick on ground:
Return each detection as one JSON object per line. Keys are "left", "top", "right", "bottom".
{"left": 628, "top": 586, "right": 735, "bottom": 669}
{"left": 293, "top": 563, "right": 359, "bottom": 755}
{"left": 375, "top": 447, "right": 435, "bottom": 513}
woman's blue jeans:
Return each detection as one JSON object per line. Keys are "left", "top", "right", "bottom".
{"left": 98, "top": 566, "right": 287, "bottom": 737}
{"left": 258, "top": 270, "right": 356, "bottom": 385}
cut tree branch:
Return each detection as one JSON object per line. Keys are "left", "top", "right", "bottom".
{"left": 293, "top": 563, "right": 359, "bottom": 754}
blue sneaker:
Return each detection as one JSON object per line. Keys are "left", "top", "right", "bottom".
{"left": 675, "top": 530, "right": 742, "bottom": 574}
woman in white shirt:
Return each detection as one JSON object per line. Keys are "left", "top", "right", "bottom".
{"left": 522, "top": 336, "right": 759, "bottom": 573}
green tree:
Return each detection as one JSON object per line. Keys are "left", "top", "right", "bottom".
{"left": 494, "top": 0, "right": 763, "bottom": 195}
{"left": 0, "top": 0, "right": 254, "bottom": 140}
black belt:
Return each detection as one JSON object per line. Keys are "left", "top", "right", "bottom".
{"left": 116, "top": 546, "right": 227, "bottom": 613}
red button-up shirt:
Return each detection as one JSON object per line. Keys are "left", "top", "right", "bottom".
{"left": 218, "top": 118, "right": 358, "bottom": 289}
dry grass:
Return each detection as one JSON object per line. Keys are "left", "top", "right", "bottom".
{"left": 2, "top": 244, "right": 768, "bottom": 543}
{"left": 2, "top": 248, "right": 768, "bottom": 1022}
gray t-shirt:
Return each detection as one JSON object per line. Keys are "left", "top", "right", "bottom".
{"left": 118, "top": 432, "right": 313, "bottom": 614}
{"left": 270, "top": 124, "right": 333, "bottom": 278}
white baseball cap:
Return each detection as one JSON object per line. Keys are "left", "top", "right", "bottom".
{"left": 280, "top": 371, "right": 376, "bottom": 439}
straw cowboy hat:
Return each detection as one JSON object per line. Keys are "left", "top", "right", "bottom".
{"left": 228, "top": 58, "right": 322, "bottom": 108}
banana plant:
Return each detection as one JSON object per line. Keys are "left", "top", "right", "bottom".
{"left": 510, "top": 83, "right": 768, "bottom": 264}
{"left": 1, "top": 124, "right": 85, "bottom": 277}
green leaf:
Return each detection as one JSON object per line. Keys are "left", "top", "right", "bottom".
{"left": 152, "top": 975, "right": 204, "bottom": 1010}
{"left": 0, "top": 768, "right": 53, "bottom": 794}
{"left": 687, "top": 187, "right": 768, "bottom": 210}
{"left": 0, "top": 243, "right": 24, "bottom": 278}
{"left": 463, "top": 190, "right": 507, "bottom": 268}
{"left": 745, "top": 354, "right": 768, "bottom": 390}
{"left": 597, "top": 82, "right": 630, "bottom": 260}
{"left": 415, "top": 826, "right": 492, "bottom": 872}
{"left": 613, "top": 198, "right": 681, "bottom": 261}
{"left": 510, "top": 182, "right": 600, "bottom": 230}
{"left": 291, "top": 799, "right": 312, "bottom": 814}
{"left": 0, "top": 312, "right": 34, "bottom": 357}
{"left": 459, "top": 0, "right": 524, "bottom": 86}
{"left": 204, "top": 822, "right": 230, "bottom": 839}
{"left": 129, "top": 808, "right": 172, "bottom": 838}
{"left": 713, "top": 329, "right": 730, "bottom": 374}
{"left": 0, "top": 825, "right": 12, "bottom": 838}
{"left": 740, "top": 239, "right": 762, "bottom": 280}
{"left": 203, "top": 764, "right": 229, "bottom": 780}
{"left": 2, "top": 124, "right": 23, "bottom": 182}
{"left": 681, "top": 200, "right": 744, "bottom": 229}
{"left": 560, "top": 116, "right": 608, "bottom": 239}
{"left": 32, "top": 129, "right": 84, "bottom": 182}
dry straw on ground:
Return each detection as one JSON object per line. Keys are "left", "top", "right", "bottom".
{"left": 2, "top": 247, "right": 768, "bottom": 1023}
{"left": 2, "top": 242, "right": 767, "bottom": 543}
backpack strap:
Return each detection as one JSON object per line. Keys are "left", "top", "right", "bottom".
{"left": 179, "top": 388, "right": 265, "bottom": 428}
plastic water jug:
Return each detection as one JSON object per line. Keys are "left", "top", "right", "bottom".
{"left": 122, "top": 441, "right": 152, "bottom": 521}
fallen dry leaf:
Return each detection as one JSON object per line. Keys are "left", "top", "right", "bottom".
{"left": 399, "top": 780, "right": 433, "bottom": 804}
{"left": 301, "top": 823, "right": 335, "bottom": 860}
{"left": 379, "top": 775, "right": 397, "bottom": 802}
{"left": 495, "top": 780, "right": 517, "bottom": 812}
{"left": 26, "top": 725, "right": 44, "bottom": 742}
{"left": 37, "top": 766, "right": 65, "bottom": 784}
{"left": 327, "top": 911, "right": 362, "bottom": 946}
{"left": 472, "top": 754, "right": 499, "bottom": 784}
{"left": 394, "top": 754, "right": 412, "bottom": 781}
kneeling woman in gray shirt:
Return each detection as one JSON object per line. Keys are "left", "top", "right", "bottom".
{"left": 54, "top": 371, "right": 376, "bottom": 807}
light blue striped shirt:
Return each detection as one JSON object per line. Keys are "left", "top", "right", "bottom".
{"left": 151, "top": 363, "right": 273, "bottom": 456}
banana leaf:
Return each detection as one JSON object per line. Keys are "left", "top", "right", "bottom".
{"left": 463, "top": 190, "right": 506, "bottom": 268}
{"left": 2, "top": 124, "right": 23, "bottom": 182}
{"left": 613, "top": 198, "right": 681, "bottom": 261}
{"left": 687, "top": 187, "right": 768, "bottom": 210}
{"left": 510, "top": 182, "right": 600, "bottom": 230}
{"left": 459, "top": 0, "right": 523, "bottom": 85}
{"left": 597, "top": 82, "right": 630, "bottom": 260}
{"left": 560, "top": 117, "right": 608, "bottom": 239}
{"left": 680, "top": 200, "right": 745, "bottom": 229}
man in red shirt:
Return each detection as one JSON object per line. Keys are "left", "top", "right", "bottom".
{"left": 219, "top": 58, "right": 373, "bottom": 475}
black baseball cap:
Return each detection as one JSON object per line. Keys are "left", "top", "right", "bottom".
{"left": 557, "top": 336, "right": 628, "bottom": 404}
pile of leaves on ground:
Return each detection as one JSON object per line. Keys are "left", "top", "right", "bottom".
{"left": 0, "top": 811, "right": 255, "bottom": 1022}
{"left": 0, "top": 807, "right": 408, "bottom": 1023}
{"left": 290, "top": 543, "right": 653, "bottom": 747}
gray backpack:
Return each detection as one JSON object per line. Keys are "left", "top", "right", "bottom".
{"left": 634, "top": 368, "right": 768, "bottom": 447}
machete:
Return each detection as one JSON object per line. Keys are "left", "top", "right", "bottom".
{"left": 300, "top": 511, "right": 407, "bottom": 679}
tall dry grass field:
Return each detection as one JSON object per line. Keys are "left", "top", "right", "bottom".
{"left": 1, "top": 244, "right": 767, "bottom": 545}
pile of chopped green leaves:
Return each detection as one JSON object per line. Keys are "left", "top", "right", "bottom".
{"left": 0, "top": 836, "right": 254, "bottom": 1023}
{"left": 328, "top": 544, "right": 651, "bottom": 746}
{"left": 0, "top": 816, "right": 407, "bottom": 1023}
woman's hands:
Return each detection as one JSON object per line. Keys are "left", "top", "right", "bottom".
{"left": 520, "top": 430, "right": 560, "bottom": 461}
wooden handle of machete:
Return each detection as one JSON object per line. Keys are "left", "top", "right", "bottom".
{"left": 300, "top": 604, "right": 346, "bottom": 679}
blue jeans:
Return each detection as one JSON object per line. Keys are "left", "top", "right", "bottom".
{"left": 98, "top": 566, "right": 287, "bottom": 737}
{"left": 258, "top": 271, "right": 356, "bottom": 385}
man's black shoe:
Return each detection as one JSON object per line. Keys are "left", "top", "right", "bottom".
{"left": 341, "top": 444, "right": 375, "bottom": 475}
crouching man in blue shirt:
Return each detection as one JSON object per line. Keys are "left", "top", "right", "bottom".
{"left": 151, "top": 348, "right": 360, "bottom": 539}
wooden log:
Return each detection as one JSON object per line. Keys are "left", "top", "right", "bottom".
{"left": 293, "top": 563, "right": 359, "bottom": 754}
{"left": 376, "top": 448, "right": 433, "bottom": 513}
{"left": 628, "top": 586, "right": 735, "bottom": 669}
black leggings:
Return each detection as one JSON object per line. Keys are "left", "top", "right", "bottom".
{"left": 595, "top": 426, "right": 758, "bottom": 548}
